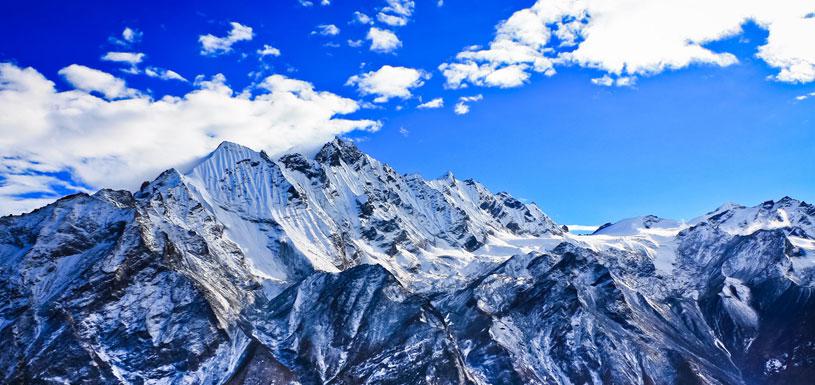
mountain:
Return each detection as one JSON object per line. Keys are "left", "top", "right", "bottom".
{"left": 1, "top": 138, "right": 814, "bottom": 385}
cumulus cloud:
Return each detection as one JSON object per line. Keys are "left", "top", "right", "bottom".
{"left": 377, "top": 0, "right": 414, "bottom": 27}
{"left": 57, "top": 64, "right": 140, "bottom": 99}
{"left": 441, "top": 0, "right": 815, "bottom": 88}
{"left": 353, "top": 11, "right": 373, "bottom": 25}
{"left": 346, "top": 65, "right": 428, "bottom": 103}
{"left": 366, "top": 27, "right": 401, "bottom": 53}
{"left": 257, "top": 44, "right": 282, "bottom": 57}
{"left": 417, "top": 97, "right": 444, "bottom": 109}
{"left": 199, "top": 22, "right": 254, "bottom": 56}
{"left": 122, "top": 27, "right": 142, "bottom": 43}
{"left": 110, "top": 27, "right": 143, "bottom": 47}
{"left": 313, "top": 24, "right": 340, "bottom": 36}
{"left": 0, "top": 62, "right": 380, "bottom": 215}
{"left": 454, "top": 94, "right": 483, "bottom": 115}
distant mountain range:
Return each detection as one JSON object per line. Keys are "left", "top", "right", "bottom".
{"left": 2, "top": 138, "right": 814, "bottom": 384}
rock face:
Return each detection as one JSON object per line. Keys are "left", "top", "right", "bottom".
{"left": 1, "top": 138, "right": 814, "bottom": 385}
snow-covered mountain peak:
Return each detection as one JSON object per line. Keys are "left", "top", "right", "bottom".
{"left": 692, "top": 196, "right": 814, "bottom": 238}
{"left": 142, "top": 137, "right": 567, "bottom": 292}
{"left": 313, "top": 136, "right": 367, "bottom": 167}
{"left": 592, "top": 215, "right": 684, "bottom": 237}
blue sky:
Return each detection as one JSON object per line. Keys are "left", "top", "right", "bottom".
{"left": 1, "top": 0, "right": 814, "bottom": 226}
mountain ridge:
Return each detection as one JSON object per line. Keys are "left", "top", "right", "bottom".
{"left": 1, "top": 138, "right": 814, "bottom": 384}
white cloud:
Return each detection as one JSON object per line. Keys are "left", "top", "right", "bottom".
{"left": 591, "top": 74, "right": 636, "bottom": 87}
{"left": 454, "top": 94, "right": 483, "bottom": 115}
{"left": 346, "top": 65, "right": 428, "bottom": 103}
{"left": 257, "top": 44, "right": 282, "bottom": 57}
{"left": 122, "top": 27, "right": 142, "bottom": 43}
{"left": 58, "top": 64, "right": 140, "bottom": 99}
{"left": 796, "top": 91, "right": 815, "bottom": 100}
{"left": 615, "top": 76, "right": 637, "bottom": 87}
{"left": 101, "top": 51, "right": 145, "bottom": 65}
{"left": 441, "top": 0, "right": 815, "bottom": 88}
{"left": 417, "top": 97, "right": 444, "bottom": 109}
{"left": 199, "top": 22, "right": 254, "bottom": 56}
{"left": 399, "top": 126, "right": 409, "bottom": 136}
{"left": 756, "top": 13, "right": 815, "bottom": 83}
{"left": 453, "top": 103, "right": 469, "bottom": 115}
{"left": 353, "top": 11, "right": 373, "bottom": 25}
{"left": 0, "top": 62, "right": 380, "bottom": 215}
{"left": 366, "top": 27, "right": 401, "bottom": 53}
{"left": 377, "top": 0, "right": 414, "bottom": 27}
{"left": 110, "top": 27, "right": 143, "bottom": 47}
{"left": 313, "top": 24, "right": 340, "bottom": 36}
{"left": 591, "top": 75, "right": 614, "bottom": 87}
{"left": 377, "top": 13, "right": 408, "bottom": 27}
{"left": 348, "top": 39, "right": 364, "bottom": 48}
{"left": 144, "top": 67, "right": 187, "bottom": 82}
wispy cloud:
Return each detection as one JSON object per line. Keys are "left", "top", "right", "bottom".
{"left": 312, "top": 24, "right": 340, "bottom": 36}
{"left": 199, "top": 22, "right": 253, "bottom": 56}
{"left": 377, "top": 0, "right": 414, "bottom": 27}
{"left": 144, "top": 67, "right": 187, "bottom": 82}
{"left": 58, "top": 64, "right": 140, "bottom": 99}
{"left": 101, "top": 52, "right": 145, "bottom": 65}
{"left": 417, "top": 98, "right": 443, "bottom": 109}
{"left": 454, "top": 94, "right": 483, "bottom": 115}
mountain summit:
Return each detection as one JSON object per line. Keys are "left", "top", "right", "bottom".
{"left": 1, "top": 138, "right": 814, "bottom": 384}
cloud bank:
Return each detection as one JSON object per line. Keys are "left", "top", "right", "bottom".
{"left": 441, "top": 0, "right": 815, "bottom": 88}
{"left": 0, "top": 63, "right": 380, "bottom": 215}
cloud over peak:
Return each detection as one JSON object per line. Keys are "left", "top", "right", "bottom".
{"left": 0, "top": 62, "right": 380, "bottom": 215}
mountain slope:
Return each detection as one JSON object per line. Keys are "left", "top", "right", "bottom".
{"left": 1, "top": 138, "right": 814, "bottom": 384}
